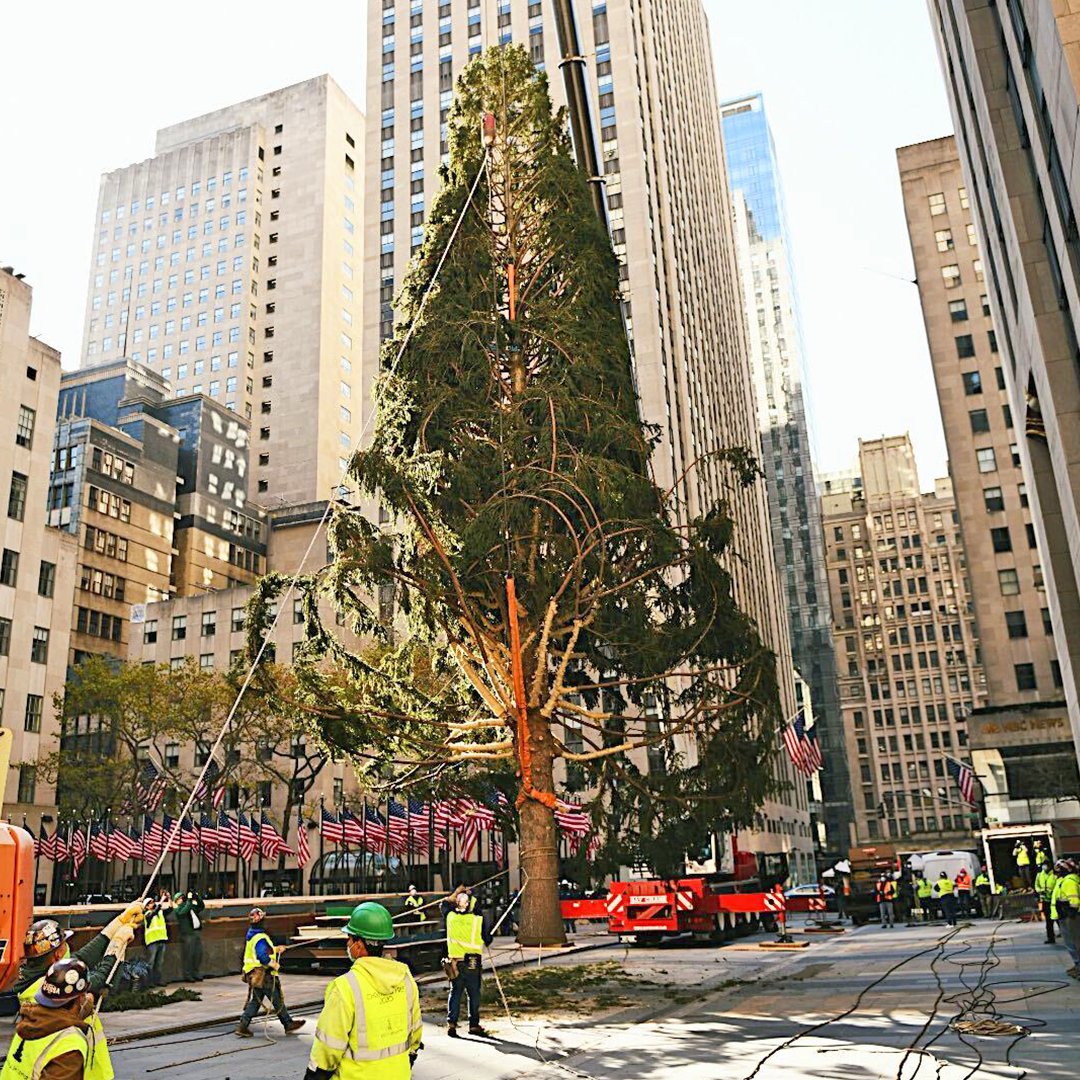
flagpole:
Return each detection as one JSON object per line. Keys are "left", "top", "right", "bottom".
{"left": 256, "top": 798, "right": 264, "bottom": 898}
{"left": 359, "top": 797, "right": 366, "bottom": 895}
{"left": 27, "top": 816, "right": 40, "bottom": 902}
{"left": 79, "top": 813, "right": 91, "bottom": 898}
{"left": 383, "top": 797, "right": 390, "bottom": 895}
{"left": 318, "top": 796, "right": 325, "bottom": 897}
{"left": 428, "top": 803, "right": 435, "bottom": 892}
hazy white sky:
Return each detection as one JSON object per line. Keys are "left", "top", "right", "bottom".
{"left": 0, "top": 1, "right": 953, "bottom": 480}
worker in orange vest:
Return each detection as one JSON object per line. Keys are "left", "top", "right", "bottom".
{"left": 955, "top": 867, "right": 973, "bottom": 917}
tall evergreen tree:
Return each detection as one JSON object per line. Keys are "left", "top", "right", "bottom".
{"left": 250, "top": 47, "right": 782, "bottom": 944}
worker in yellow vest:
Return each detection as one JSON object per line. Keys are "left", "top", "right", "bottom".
{"left": 403, "top": 884, "right": 427, "bottom": 923}
{"left": 1, "top": 958, "right": 97, "bottom": 1080}
{"left": 933, "top": 871, "right": 957, "bottom": 926}
{"left": 1054, "top": 858, "right": 1080, "bottom": 978}
{"left": 1013, "top": 839, "right": 1032, "bottom": 887}
{"left": 915, "top": 874, "right": 934, "bottom": 921}
{"left": 236, "top": 907, "right": 305, "bottom": 1037}
{"left": 304, "top": 902, "right": 423, "bottom": 1079}
{"left": 142, "top": 891, "right": 171, "bottom": 987}
{"left": 973, "top": 867, "right": 991, "bottom": 918}
{"left": 441, "top": 885, "right": 493, "bottom": 1037}
{"left": 1035, "top": 862, "right": 1058, "bottom": 944}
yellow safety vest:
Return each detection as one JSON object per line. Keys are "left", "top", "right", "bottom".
{"left": 934, "top": 878, "right": 954, "bottom": 896}
{"left": 445, "top": 912, "right": 484, "bottom": 959}
{"left": 404, "top": 896, "right": 426, "bottom": 921}
{"left": 0, "top": 1025, "right": 87, "bottom": 1080}
{"left": 242, "top": 931, "right": 276, "bottom": 974}
{"left": 17, "top": 981, "right": 112, "bottom": 1080}
{"left": 306, "top": 958, "right": 421, "bottom": 1080}
{"left": 916, "top": 879, "right": 932, "bottom": 899}
{"left": 1015, "top": 846, "right": 1030, "bottom": 867}
{"left": 1060, "top": 873, "right": 1080, "bottom": 915}
{"left": 144, "top": 911, "right": 168, "bottom": 945}
{"left": 1035, "top": 870, "right": 1057, "bottom": 900}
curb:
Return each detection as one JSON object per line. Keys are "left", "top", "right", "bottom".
{"left": 110, "top": 939, "right": 616, "bottom": 1045}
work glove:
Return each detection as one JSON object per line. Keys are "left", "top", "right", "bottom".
{"left": 105, "top": 924, "right": 135, "bottom": 959}
{"left": 103, "top": 900, "right": 146, "bottom": 939}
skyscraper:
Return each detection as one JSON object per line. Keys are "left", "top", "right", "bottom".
{"left": 722, "top": 94, "right": 852, "bottom": 850}
{"left": 366, "top": 0, "right": 814, "bottom": 877}
{"left": 821, "top": 435, "right": 985, "bottom": 845}
{"left": 80, "top": 77, "right": 364, "bottom": 507}
{"left": 924, "top": 1, "right": 1080, "bottom": 816}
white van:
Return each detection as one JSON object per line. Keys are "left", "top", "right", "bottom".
{"left": 907, "top": 849, "right": 982, "bottom": 883}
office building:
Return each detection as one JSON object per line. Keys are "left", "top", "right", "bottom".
{"left": 0, "top": 267, "right": 79, "bottom": 824}
{"left": 899, "top": 134, "right": 1079, "bottom": 825}
{"left": 721, "top": 93, "right": 851, "bottom": 850}
{"left": 80, "top": 76, "right": 364, "bottom": 507}
{"left": 924, "top": 1, "right": 1080, "bottom": 818}
{"left": 822, "top": 435, "right": 985, "bottom": 846}
{"left": 367, "top": 0, "right": 813, "bottom": 878}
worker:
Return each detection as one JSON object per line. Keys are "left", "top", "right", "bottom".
{"left": 1053, "top": 859, "right": 1080, "bottom": 979}
{"left": 1013, "top": 839, "right": 1032, "bottom": 887}
{"left": 172, "top": 890, "right": 205, "bottom": 982}
{"left": 873, "top": 876, "right": 896, "bottom": 929}
{"left": 441, "top": 884, "right": 493, "bottom": 1037}
{"left": 403, "top": 884, "right": 427, "bottom": 923}
{"left": 236, "top": 907, "right": 305, "bottom": 1037}
{"left": 1033, "top": 839, "right": 1050, "bottom": 869}
{"left": 304, "top": 902, "right": 423, "bottom": 1079}
{"left": 836, "top": 876, "right": 850, "bottom": 922}
{"left": 973, "top": 866, "right": 991, "bottom": 918}
{"left": 0, "top": 958, "right": 99, "bottom": 1080}
{"left": 1035, "top": 860, "right": 1058, "bottom": 944}
{"left": 933, "top": 871, "right": 957, "bottom": 926}
{"left": 915, "top": 874, "right": 934, "bottom": 921}
{"left": 142, "top": 891, "right": 172, "bottom": 987}
{"left": 954, "top": 867, "right": 973, "bottom": 917}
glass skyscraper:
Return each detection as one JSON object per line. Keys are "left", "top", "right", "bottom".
{"left": 721, "top": 94, "right": 854, "bottom": 851}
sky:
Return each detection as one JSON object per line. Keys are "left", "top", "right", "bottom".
{"left": 0, "top": 1, "right": 953, "bottom": 481}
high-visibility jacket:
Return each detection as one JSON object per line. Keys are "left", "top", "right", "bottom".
{"left": 404, "top": 895, "right": 426, "bottom": 922}
{"left": 445, "top": 912, "right": 484, "bottom": 959}
{"left": 1034, "top": 869, "right": 1057, "bottom": 901}
{"left": 144, "top": 911, "right": 168, "bottom": 945}
{"left": 974, "top": 873, "right": 990, "bottom": 892}
{"left": 17, "top": 981, "right": 112, "bottom": 1080}
{"left": 243, "top": 931, "right": 277, "bottom": 974}
{"left": 873, "top": 882, "right": 895, "bottom": 902}
{"left": 916, "top": 878, "right": 932, "bottom": 900}
{"left": 306, "top": 956, "right": 422, "bottom": 1080}
{"left": 1034, "top": 845, "right": 1050, "bottom": 867}
{"left": 0, "top": 1024, "right": 88, "bottom": 1080}
{"left": 1058, "top": 872, "right": 1080, "bottom": 917}
{"left": 1014, "top": 844, "right": 1030, "bottom": 867}
{"left": 933, "top": 878, "right": 954, "bottom": 897}
{"left": 955, "top": 871, "right": 971, "bottom": 891}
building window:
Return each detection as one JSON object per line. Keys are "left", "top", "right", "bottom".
{"left": 294, "top": 598, "right": 304, "bottom": 624}
{"left": 172, "top": 615, "right": 187, "bottom": 641}
{"left": 976, "top": 448, "right": 997, "bottom": 473}
{"left": 928, "top": 192, "right": 946, "bottom": 215}
{"left": 948, "top": 299, "right": 968, "bottom": 322}
{"left": 15, "top": 406, "right": 35, "bottom": 448}
{"left": 144, "top": 619, "right": 158, "bottom": 644}
{"left": 165, "top": 742, "right": 180, "bottom": 768}
{"left": 1014, "top": 663, "right": 1037, "bottom": 691}
{"left": 1004, "top": 610, "right": 1028, "bottom": 639}
{"left": 955, "top": 335, "right": 976, "bottom": 358}
{"left": 202, "top": 611, "right": 217, "bottom": 637}
{"left": 941, "top": 264, "right": 961, "bottom": 288}
{"left": 962, "top": 371, "right": 982, "bottom": 395}
{"left": 30, "top": 626, "right": 49, "bottom": 664}
{"left": 0, "top": 549, "right": 19, "bottom": 587}
{"left": 17, "top": 765, "right": 36, "bottom": 804}
{"left": 998, "top": 569, "right": 1020, "bottom": 595}
{"left": 7, "top": 473, "right": 28, "bottom": 521}
{"left": 232, "top": 607, "right": 246, "bottom": 632}
{"left": 969, "top": 409, "right": 990, "bottom": 433}
{"left": 24, "top": 694, "right": 43, "bottom": 733}
{"left": 935, "top": 229, "right": 954, "bottom": 251}
{"left": 37, "top": 561, "right": 56, "bottom": 598}
{"left": 0, "top": 616, "right": 12, "bottom": 656}
{"left": 983, "top": 487, "right": 1004, "bottom": 512}
{"left": 1042, "top": 607, "right": 1054, "bottom": 635}
{"left": 200, "top": 653, "right": 215, "bottom": 670}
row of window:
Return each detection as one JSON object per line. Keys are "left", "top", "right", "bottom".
{"left": 100, "top": 171, "right": 249, "bottom": 223}
{"left": 75, "top": 606, "right": 123, "bottom": 642}
{"left": 0, "top": 690, "right": 45, "bottom": 735}
{"left": 0, "top": 619, "right": 48, "bottom": 663}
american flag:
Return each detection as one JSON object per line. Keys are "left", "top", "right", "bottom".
{"left": 358, "top": 806, "right": 383, "bottom": 848}
{"left": 193, "top": 759, "right": 222, "bottom": 805}
{"left": 236, "top": 812, "right": 259, "bottom": 861}
{"left": 407, "top": 796, "right": 431, "bottom": 853}
{"left": 142, "top": 815, "right": 166, "bottom": 861}
{"left": 457, "top": 806, "right": 481, "bottom": 861}
{"left": 199, "top": 813, "right": 219, "bottom": 855}
{"left": 492, "top": 830, "right": 504, "bottom": 863}
{"left": 321, "top": 807, "right": 344, "bottom": 844}
{"left": 218, "top": 812, "right": 240, "bottom": 858}
{"left": 109, "top": 825, "right": 138, "bottom": 861}
{"left": 947, "top": 756, "right": 977, "bottom": 806}
{"left": 296, "top": 810, "right": 311, "bottom": 867}
{"left": 36, "top": 824, "right": 48, "bottom": 860}
{"left": 178, "top": 817, "right": 201, "bottom": 853}
{"left": 782, "top": 712, "right": 813, "bottom": 776}
{"left": 387, "top": 800, "right": 409, "bottom": 855}
{"left": 160, "top": 814, "right": 183, "bottom": 854}
{"left": 52, "top": 828, "right": 69, "bottom": 863}
{"left": 260, "top": 812, "right": 290, "bottom": 859}
{"left": 88, "top": 823, "right": 108, "bottom": 861}
{"left": 466, "top": 798, "right": 497, "bottom": 829}
{"left": 71, "top": 827, "right": 87, "bottom": 872}
{"left": 136, "top": 761, "right": 168, "bottom": 811}
{"left": 803, "top": 725, "right": 824, "bottom": 772}
{"left": 554, "top": 802, "right": 590, "bottom": 836}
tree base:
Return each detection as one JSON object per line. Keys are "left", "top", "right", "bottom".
{"left": 515, "top": 933, "right": 568, "bottom": 948}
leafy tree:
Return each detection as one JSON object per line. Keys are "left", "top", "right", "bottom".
{"left": 250, "top": 47, "right": 782, "bottom": 944}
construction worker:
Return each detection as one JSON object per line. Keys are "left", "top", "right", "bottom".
{"left": 873, "top": 876, "right": 895, "bottom": 928}
{"left": 1053, "top": 859, "right": 1080, "bottom": 978}
{"left": 1033, "top": 839, "right": 1051, "bottom": 870}
{"left": 304, "top": 902, "right": 423, "bottom": 1079}
{"left": 954, "top": 867, "right": 973, "bottom": 917}
{"left": 1035, "top": 860, "right": 1058, "bottom": 944}
{"left": 172, "top": 890, "right": 205, "bottom": 982}
{"left": 0, "top": 958, "right": 99, "bottom": 1080}
{"left": 1013, "top": 839, "right": 1032, "bottom": 887}
{"left": 403, "top": 884, "right": 427, "bottom": 923}
{"left": 441, "top": 884, "right": 492, "bottom": 1037}
{"left": 973, "top": 866, "right": 991, "bottom": 918}
{"left": 933, "top": 871, "right": 957, "bottom": 926}
{"left": 988, "top": 881, "right": 1007, "bottom": 920}
{"left": 142, "top": 891, "right": 171, "bottom": 987}
{"left": 915, "top": 874, "right": 934, "bottom": 921}
{"left": 236, "top": 907, "right": 305, "bottom": 1037}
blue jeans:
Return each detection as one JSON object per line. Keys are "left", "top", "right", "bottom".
{"left": 240, "top": 974, "right": 294, "bottom": 1027}
{"left": 146, "top": 941, "right": 167, "bottom": 986}
{"left": 447, "top": 961, "right": 481, "bottom": 1026}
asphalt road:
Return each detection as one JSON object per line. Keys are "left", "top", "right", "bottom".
{"left": 105, "top": 918, "right": 1080, "bottom": 1079}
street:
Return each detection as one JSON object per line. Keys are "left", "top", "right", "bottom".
{"left": 102, "top": 917, "right": 1078, "bottom": 1079}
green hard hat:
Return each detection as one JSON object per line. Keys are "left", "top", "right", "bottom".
{"left": 343, "top": 902, "right": 395, "bottom": 942}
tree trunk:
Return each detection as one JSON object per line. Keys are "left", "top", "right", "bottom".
{"left": 516, "top": 721, "right": 566, "bottom": 947}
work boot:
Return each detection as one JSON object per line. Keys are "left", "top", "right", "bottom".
{"left": 447, "top": 1024, "right": 459, "bottom": 1038}
{"left": 283, "top": 1019, "right": 305, "bottom": 1034}
{"left": 468, "top": 1025, "right": 490, "bottom": 1037}
{"left": 235, "top": 1022, "right": 253, "bottom": 1038}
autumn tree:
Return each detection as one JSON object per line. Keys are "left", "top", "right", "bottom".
{"left": 250, "top": 47, "right": 783, "bottom": 945}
